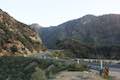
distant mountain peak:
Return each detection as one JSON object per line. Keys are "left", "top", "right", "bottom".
{"left": 30, "top": 23, "right": 43, "bottom": 32}
{"left": 82, "top": 14, "right": 96, "bottom": 18}
{"left": 31, "top": 23, "right": 42, "bottom": 28}
{"left": 80, "top": 14, "right": 97, "bottom": 24}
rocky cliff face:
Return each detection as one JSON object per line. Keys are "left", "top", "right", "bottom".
{"left": 0, "top": 9, "right": 44, "bottom": 56}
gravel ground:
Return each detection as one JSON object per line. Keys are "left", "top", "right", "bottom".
{"left": 52, "top": 71, "right": 105, "bottom": 80}
{"left": 51, "top": 69, "right": 120, "bottom": 80}
{"left": 110, "top": 71, "right": 120, "bottom": 80}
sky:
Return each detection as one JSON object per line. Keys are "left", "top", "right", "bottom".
{"left": 0, "top": 0, "right": 120, "bottom": 27}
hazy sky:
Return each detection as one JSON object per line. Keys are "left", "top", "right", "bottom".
{"left": 0, "top": 0, "right": 120, "bottom": 26}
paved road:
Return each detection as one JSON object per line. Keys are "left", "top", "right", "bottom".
{"left": 88, "top": 63, "right": 120, "bottom": 73}
{"left": 89, "top": 63, "right": 120, "bottom": 80}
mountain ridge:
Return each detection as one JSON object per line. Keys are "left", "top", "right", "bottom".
{"left": 34, "top": 14, "right": 120, "bottom": 58}
{"left": 37, "top": 14, "right": 120, "bottom": 48}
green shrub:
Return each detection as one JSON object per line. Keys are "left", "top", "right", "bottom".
{"left": 68, "top": 63, "right": 88, "bottom": 71}
{"left": 0, "top": 56, "right": 88, "bottom": 80}
{"left": 49, "top": 51, "right": 65, "bottom": 58}
{"left": 31, "top": 67, "right": 47, "bottom": 80}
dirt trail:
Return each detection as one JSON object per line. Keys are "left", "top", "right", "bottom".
{"left": 53, "top": 71, "right": 105, "bottom": 80}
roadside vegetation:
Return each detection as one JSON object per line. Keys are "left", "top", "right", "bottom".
{"left": 56, "top": 39, "right": 120, "bottom": 59}
{"left": 0, "top": 56, "right": 88, "bottom": 80}
{"left": 68, "top": 63, "right": 88, "bottom": 71}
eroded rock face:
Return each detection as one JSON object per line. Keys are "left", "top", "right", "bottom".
{"left": 0, "top": 9, "right": 44, "bottom": 56}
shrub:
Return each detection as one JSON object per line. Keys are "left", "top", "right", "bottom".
{"left": 31, "top": 67, "right": 47, "bottom": 80}
{"left": 68, "top": 63, "right": 88, "bottom": 71}
{"left": 49, "top": 51, "right": 65, "bottom": 58}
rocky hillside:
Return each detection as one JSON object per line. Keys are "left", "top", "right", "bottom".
{"left": 38, "top": 14, "right": 120, "bottom": 49}
{"left": 0, "top": 9, "right": 44, "bottom": 56}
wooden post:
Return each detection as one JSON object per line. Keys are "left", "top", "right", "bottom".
{"left": 103, "top": 66, "right": 109, "bottom": 79}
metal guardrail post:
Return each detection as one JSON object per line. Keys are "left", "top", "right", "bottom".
{"left": 99, "top": 60, "right": 103, "bottom": 76}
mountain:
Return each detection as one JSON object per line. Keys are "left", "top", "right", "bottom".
{"left": 0, "top": 9, "right": 44, "bottom": 56}
{"left": 30, "top": 23, "right": 42, "bottom": 33}
{"left": 30, "top": 14, "right": 120, "bottom": 58}
{"left": 38, "top": 14, "right": 120, "bottom": 49}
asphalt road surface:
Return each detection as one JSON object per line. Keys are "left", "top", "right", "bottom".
{"left": 89, "top": 63, "right": 120, "bottom": 80}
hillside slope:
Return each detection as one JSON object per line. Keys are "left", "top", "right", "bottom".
{"left": 0, "top": 9, "right": 44, "bottom": 56}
